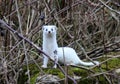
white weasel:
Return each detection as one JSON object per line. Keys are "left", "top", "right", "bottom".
{"left": 41, "top": 25, "right": 99, "bottom": 68}
{"left": 41, "top": 25, "right": 58, "bottom": 68}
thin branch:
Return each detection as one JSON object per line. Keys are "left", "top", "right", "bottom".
{"left": 99, "top": 0, "right": 120, "bottom": 15}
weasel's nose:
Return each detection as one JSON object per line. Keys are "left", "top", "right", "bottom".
{"left": 48, "top": 31, "right": 51, "bottom": 33}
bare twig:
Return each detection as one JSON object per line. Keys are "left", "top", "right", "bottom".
{"left": 99, "top": 0, "right": 120, "bottom": 15}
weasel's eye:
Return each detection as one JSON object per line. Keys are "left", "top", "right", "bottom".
{"left": 46, "top": 29, "right": 48, "bottom": 31}
{"left": 51, "top": 28, "right": 53, "bottom": 31}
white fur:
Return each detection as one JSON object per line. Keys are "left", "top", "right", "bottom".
{"left": 41, "top": 25, "right": 58, "bottom": 68}
{"left": 41, "top": 25, "right": 99, "bottom": 68}
{"left": 57, "top": 47, "right": 99, "bottom": 66}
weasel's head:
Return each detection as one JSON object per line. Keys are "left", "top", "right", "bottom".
{"left": 42, "top": 25, "right": 57, "bottom": 37}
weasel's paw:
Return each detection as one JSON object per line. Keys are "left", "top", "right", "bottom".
{"left": 94, "top": 61, "right": 99, "bottom": 65}
{"left": 53, "top": 65, "right": 57, "bottom": 68}
{"left": 41, "top": 65, "right": 47, "bottom": 68}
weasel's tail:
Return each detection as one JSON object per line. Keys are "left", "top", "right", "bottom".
{"left": 78, "top": 60, "right": 99, "bottom": 66}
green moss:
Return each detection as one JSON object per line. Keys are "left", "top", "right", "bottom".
{"left": 19, "top": 55, "right": 120, "bottom": 84}
{"left": 40, "top": 68, "right": 65, "bottom": 79}
{"left": 18, "top": 63, "right": 40, "bottom": 84}
{"left": 46, "top": 68, "right": 60, "bottom": 74}
{"left": 58, "top": 72, "right": 65, "bottom": 78}
{"left": 98, "top": 76, "right": 109, "bottom": 84}
{"left": 107, "top": 58, "right": 120, "bottom": 69}
{"left": 100, "top": 57, "right": 120, "bottom": 70}
{"left": 79, "top": 75, "right": 109, "bottom": 84}
{"left": 30, "top": 73, "right": 39, "bottom": 84}
{"left": 72, "top": 67, "right": 88, "bottom": 76}
{"left": 29, "top": 64, "right": 40, "bottom": 75}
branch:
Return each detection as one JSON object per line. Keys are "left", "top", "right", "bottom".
{"left": 99, "top": 0, "right": 120, "bottom": 15}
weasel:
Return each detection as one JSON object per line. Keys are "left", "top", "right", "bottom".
{"left": 41, "top": 25, "right": 99, "bottom": 68}
{"left": 41, "top": 25, "right": 58, "bottom": 68}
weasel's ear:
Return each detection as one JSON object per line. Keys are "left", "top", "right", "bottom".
{"left": 55, "top": 26, "right": 57, "bottom": 30}
{"left": 42, "top": 26, "right": 45, "bottom": 31}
